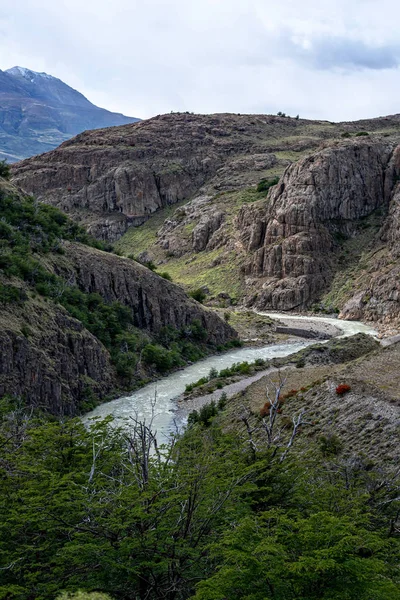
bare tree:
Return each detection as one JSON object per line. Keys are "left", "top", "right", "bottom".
{"left": 240, "top": 371, "right": 310, "bottom": 461}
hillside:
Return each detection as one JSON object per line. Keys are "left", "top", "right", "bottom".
{"left": 11, "top": 111, "right": 400, "bottom": 331}
{"left": 0, "top": 179, "right": 235, "bottom": 415}
{"left": 0, "top": 66, "right": 139, "bottom": 162}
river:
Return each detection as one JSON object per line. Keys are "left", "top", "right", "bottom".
{"left": 84, "top": 313, "right": 377, "bottom": 440}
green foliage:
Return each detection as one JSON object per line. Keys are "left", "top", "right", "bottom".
{"left": 0, "top": 283, "right": 27, "bottom": 304}
{"left": 188, "top": 400, "right": 219, "bottom": 427}
{"left": 0, "top": 405, "right": 398, "bottom": 600}
{"left": 0, "top": 159, "right": 10, "bottom": 179}
{"left": 319, "top": 433, "right": 343, "bottom": 456}
{"left": 256, "top": 176, "right": 280, "bottom": 193}
{"left": 355, "top": 131, "right": 370, "bottom": 136}
{"left": 208, "top": 367, "right": 218, "bottom": 380}
{"left": 158, "top": 271, "right": 172, "bottom": 281}
{"left": 56, "top": 593, "right": 113, "bottom": 600}
{"left": 0, "top": 188, "right": 224, "bottom": 385}
{"left": 193, "top": 510, "right": 399, "bottom": 600}
{"left": 185, "top": 358, "right": 265, "bottom": 394}
{"left": 341, "top": 131, "right": 352, "bottom": 138}
{"left": 142, "top": 343, "right": 182, "bottom": 372}
{"left": 189, "top": 288, "right": 207, "bottom": 303}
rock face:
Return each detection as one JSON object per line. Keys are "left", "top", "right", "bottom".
{"left": 0, "top": 66, "right": 139, "bottom": 162}
{"left": 238, "top": 140, "right": 398, "bottom": 311}
{"left": 0, "top": 179, "right": 236, "bottom": 414}
{"left": 0, "top": 299, "right": 114, "bottom": 415}
{"left": 339, "top": 147, "right": 400, "bottom": 329}
{"left": 51, "top": 242, "right": 236, "bottom": 345}
{"left": 16, "top": 111, "right": 398, "bottom": 241}
{"left": 0, "top": 247, "right": 236, "bottom": 413}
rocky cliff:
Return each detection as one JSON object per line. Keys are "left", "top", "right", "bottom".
{"left": 10, "top": 112, "right": 400, "bottom": 331}
{"left": 0, "top": 181, "right": 236, "bottom": 414}
{"left": 14, "top": 112, "right": 400, "bottom": 241}
{"left": 238, "top": 140, "right": 398, "bottom": 311}
{"left": 0, "top": 296, "right": 114, "bottom": 415}
{"left": 49, "top": 241, "right": 236, "bottom": 345}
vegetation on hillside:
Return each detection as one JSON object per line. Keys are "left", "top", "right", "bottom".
{"left": 0, "top": 187, "right": 229, "bottom": 398}
{"left": 0, "top": 395, "right": 398, "bottom": 599}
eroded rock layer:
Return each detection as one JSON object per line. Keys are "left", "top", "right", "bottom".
{"left": 14, "top": 112, "right": 400, "bottom": 241}
{"left": 238, "top": 140, "right": 400, "bottom": 312}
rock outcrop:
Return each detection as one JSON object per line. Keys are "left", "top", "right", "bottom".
{"left": 339, "top": 148, "right": 400, "bottom": 329}
{"left": 238, "top": 140, "right": 398, "bottom": 311}
{"left": 14, "top": 112, "right": 400, "bottom": 241}
{"left": 0, "top": 180, "right": 236, "bottom": 414}
{"left": 49, "top": 242, "right": 236, "bottom": 346}
{"left": 0, "top": 298, "right": 114, "bottom": 415}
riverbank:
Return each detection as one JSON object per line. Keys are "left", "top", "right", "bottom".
{"left": 175, "top": 325, "right": 379, "bottom": 417}
{"left": 84, "top": 313, "right": 379, "bottom": 437}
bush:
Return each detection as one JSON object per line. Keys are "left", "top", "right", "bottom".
{"left": 188, "top": 319, "right": 207, "bottom": 341}
{"left": 341, "top": 132, "right": 351, "bottom": 138}
{"left": 189, "top": 288, "right": 206, "bottom": 303}
{"left": 260, "top": 401, "right": 271, "bottom": 417}
{"left": 0, "top": 159, "right": 10, "bottom": 179}
{"left": 188, "top": 400, "right": 219, "bottom": 427}
{"left": 218, "top": 392, "right": 227, "bottom": 409}
{"left": 336, "top": 384, "right": 351, "bottom": 395}
{"left": 208, "top": 367, "right": 218, "bottom": 380}
{"left": 256, "top": 176, "right": 280, "bottom": 194}
{"left": 319, "top": 434, "right": 343, "bottom": 456}
{"left": 0, "top": 284, "right": 27, "bottom": 304}
{"left": 142, "top": 344, "right": 175, "bottom": 372}
{"left": 355, "top": 131, "right": 369, "bottom": 136}
{"left": 159, "top": 271, "right": 172, "bottom": 281}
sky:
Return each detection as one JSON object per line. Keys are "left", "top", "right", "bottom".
{"left": 1, "top": 0, "right": 400, "bottom": 121}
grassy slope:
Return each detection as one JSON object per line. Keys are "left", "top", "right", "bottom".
{"left": 115, "top": 188, "right": 272, "bottom": 299}
{"left": 317, "top": 211, "right": 386, "bottom": 312}
{"left": 224, "top": 338, "right": 400, "bottom": 467}
{"left": 113, "top": 115, "right": 400, "bottom": 305}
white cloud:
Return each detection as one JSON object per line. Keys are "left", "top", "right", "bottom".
{"left": 0, "top": 0, "right": 399, "bottom": 120}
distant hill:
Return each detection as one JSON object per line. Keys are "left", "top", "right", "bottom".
{"left": 0, "top": 66, "right": 139, "bottom": 161}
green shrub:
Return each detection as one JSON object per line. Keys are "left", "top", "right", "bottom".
{"left": 189, "top": 288, "right": 207, "bottom": 303}
{"left": 355, "top": 131, "right": 369, "bottom": 136}
{"left": 159, "top": 271, "right": 172, "bottom": 281}
{"left": 0, "top": 159, "right": 10, "bottom": 179}
{"left": 208, "top": 367, "right": 218, "bottom": 380}
{"left": 188, "top": 400, "right": 219, "bottom": 427}
{"left": 0, "top": 284, "right": 27, "bottom": 304}
{"left": 256, "top": 176, "right": 280, "bottom": 194}
{"left": 56, "top": 592, "right": 113, "bottom": 600}
{"left": 319, "top": 434, "right": 343, "bottom": 456}
{"left": 218, "top": 392, "right": 227, "bottom": 409}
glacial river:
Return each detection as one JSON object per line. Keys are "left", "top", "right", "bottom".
{"left": 84, "top": 313, "right": 377, "bottom": 440}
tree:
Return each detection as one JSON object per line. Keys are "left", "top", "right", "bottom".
{"left": 240, "top": 371, "right": 309, "bottom": 461}
{"left": 0, "top": 159, "right": 10, "bottom": 180}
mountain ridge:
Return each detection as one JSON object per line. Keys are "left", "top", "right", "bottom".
{"left": 0, "top": 66, "right": 140, "bottom": 162}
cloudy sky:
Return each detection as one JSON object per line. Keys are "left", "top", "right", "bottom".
{"left": 1, "top": 0, "right": 400, "bottom": 121}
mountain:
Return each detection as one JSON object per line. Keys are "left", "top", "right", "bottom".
{"left": 0, "top": 66, "right": 139, "bottom": 162}
{"left": 11, "top": 111, "right": 400, "bottom": 332}
{"left": 0, "top": 179, "right": 235, "bottom": 414}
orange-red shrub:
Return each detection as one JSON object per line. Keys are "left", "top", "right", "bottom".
{"left": 260, "top": 401, "right": 271, "bottom": 417}
{"left": 336, "top": 384, "right": 351, "bottom": 395}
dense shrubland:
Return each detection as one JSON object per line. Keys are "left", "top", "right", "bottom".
{"left": 0, "top": 395, "right": 398, "bottom": 599}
